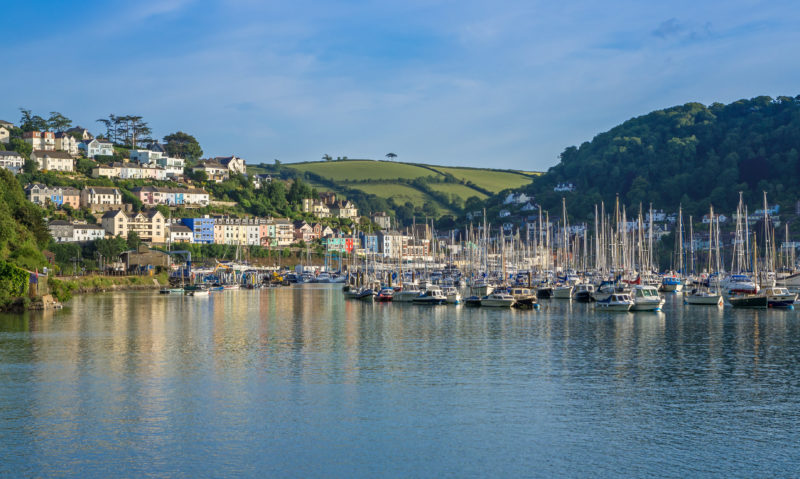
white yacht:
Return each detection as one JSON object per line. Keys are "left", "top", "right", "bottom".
{"left": 630, "top": 285, "right": 665, "bottom": 311}
{"left": 481, "top": 291, "right": 515, "bottom": 308}
{"left": 595, "top": 293, "right": 634, "bottom": 312}
{"left": 394, "top": 284, "right": 422, "bottom": 302}
{"left": 442, "top": 286, "right": 462, "bottom": 304}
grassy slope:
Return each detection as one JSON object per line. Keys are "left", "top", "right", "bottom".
{"left": 349, "top": 183, "right": 452, "bottom": 213}
{"left": 428, "top": 182, "right": 488, "bottom": 200}
{"left": 426, "top": 166, "right": 534, "bottom": 193}
{"left": 288, "top": 160, "right": 437, "bottom": 181}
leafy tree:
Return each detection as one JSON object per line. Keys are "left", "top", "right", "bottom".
{"left": 163, "top": 131, "right": 203, "bottom": 162}
{"left": 9, "top": 138, "right": 32, "bottom": 160}
{"left": 18, "top": 108, "right": 47, "bottom": 132}
{"left": 23, "top": 159, "right": 38, "bottom": 175}
{"left": 322, "top": 154, "right": 332, "bottom": 161}
{"left": 126, "top": 231, "right": 142, "bottom": 250}
{"left": 385, "top": 152, "right": 397, "bottom": 161}
{"left": 47, "top": 112, "right": 72, "bottom": 132}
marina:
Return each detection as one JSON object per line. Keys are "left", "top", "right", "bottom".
{"left": 2, "top": 284, "right": 800, "bottom": 477}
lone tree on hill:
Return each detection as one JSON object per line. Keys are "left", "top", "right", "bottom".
{"left": 385, "top": 152, "right": 397, "bottom": 161}
{"left": 322, "top": 154, "right": 332, "bottom": 161}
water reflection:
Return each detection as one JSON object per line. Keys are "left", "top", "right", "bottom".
{"left": 1, "top": 287, "right": 800, "bottom": 477}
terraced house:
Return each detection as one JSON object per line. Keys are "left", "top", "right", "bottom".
{"left": 25, "top": 184, "right": 80, "bottom": 209}
{"left": 79, "top": 138, "right": 114, "bottom": 158}
{"left": 81, "top": 186, "right": 123, "bottom": 212}
{"left": 31, "top": 150, "right": 74, "bottom": 172}
{"left": 133, "top": 186, "right": 209, "bottom": 207}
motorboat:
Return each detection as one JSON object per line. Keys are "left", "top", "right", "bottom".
{"left": 722, "top": 274, "right": 759, "bottom": 295}
{"left": 223, "top": 284, "right": 239, "bottom": 290}
{"left": 355, "top": 287, "right": 375, "bottom": 302}
{"left": 630, "top": 285, "right": 665, "bottom": 311}
{"left": 684, "top": 288, "right": 724, "bottom": 306}
{"left": 412, "top": 286, "right": 447, "bottom": 305}
{"left": 470, "top": 280, "right": 494, "bottom": 297}
{"left": 536, "top": 284, "right": 553, "bottom": 299}
{"left": 572, "top": 283, "right": 595, "bottom": 302}
{"left": 394, "top": 284, "right": 423, "bottom": 302}
{"left": 464, "top": 296, "right": 482, "bottom": 307}
{"left": 553, "top": 284, "right": 574, "bottom": 299}
{"left": 185, "top": 285, "right": 209, "bottom": 296}
{"left": 595, "top": 293, "right": 633, "bottom": 312}
{"left": 442, "top": 286, "right": 462, "bottom": 304}
{"left": 509, "top": 287, "right": 538, "bottom": 309}
{"left": 763, "top": 286, "right": 796, "bottom": 308}
{"left": 480, "top": 291, "right": 515, "bottom": 308}
{"left": 314, "top": 272, "right": 332, "bottom": 283}
{"left": 660, "top": 273, "right": 683, "bottom": 293}
{"left": 376, "top": 287, "right": 394, "bottom": 302}
{"left": 729, "top": 292, "right": 767, "bottom": 308}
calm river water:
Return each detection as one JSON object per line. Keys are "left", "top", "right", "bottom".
{"left": 1, "top": 285, "right": 799, "bottom": 477}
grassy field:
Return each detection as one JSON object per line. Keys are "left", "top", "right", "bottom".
{"left": 428, "top": 182, "right": 488, "bottom": 201}
{"left": 350, "top": 183, "right": 452, "bottom": 212}
{"left": 288, "top": 160, "right": 437, "bottom": 181}
{"left": 428, "top": 166, "right": 534, "bottom": 193}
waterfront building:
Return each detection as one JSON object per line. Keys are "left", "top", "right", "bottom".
{"left": 101, "top": 209, "right": 166, "bottom": 243}
{"left": 181, "top": 217, "right": 216, "bottom": 244}
{"left": 168, "top": 224, "right": 193, "bottom": 244}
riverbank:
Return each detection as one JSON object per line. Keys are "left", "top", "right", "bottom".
{"left": 48, "top": 273, "right": 169, "bottom": 304}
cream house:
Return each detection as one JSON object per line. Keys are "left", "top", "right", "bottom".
{"left": 24, "top": 131, "right": 55, "bottom": 150}
{"left": 31, "top": 150, "right": 74, "bottom": 172}
{"left": 54, "top": 132, "right": 79, "bottom": 156}
{"left": 0, "top": 126, "right": 9, "bottom": 144}
{"left": 81, "top": 187, "right": 123, "bottom": 212}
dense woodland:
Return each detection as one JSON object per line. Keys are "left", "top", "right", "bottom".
{"left": 518, "top": 95, "right": 800, "bottom": 219}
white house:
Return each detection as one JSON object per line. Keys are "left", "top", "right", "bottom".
{"left": 0, "top": 126, "right": 9, "bottom": 144}
{"left": 554, "top": 183, "right": 575, "bottom": 192}
{"left": 72, "top": 222, "right": 106, "bottom": 242}
{"left": 0, "top": 150, "right": 25, "bottom": 174}
{"left": 31, "top": 150, "right": 74, "bottom": 172}
{"left": 168, "top": 224, "right": 193, "bottom": 244}
{"left": 23, "top": 131, "right": 55, "bottom": 151}
{"left": 79, "top": 139, "right": 114, "bottom": 158}
{"left": 54, "top": 132, "right": 79, "bottom": 156}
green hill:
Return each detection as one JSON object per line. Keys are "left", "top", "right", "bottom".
{"left": 506, "top": 95, "right": 800, "bottom": 220}
{"left": 255, "top": 159, "right": 538, "bottom": 223}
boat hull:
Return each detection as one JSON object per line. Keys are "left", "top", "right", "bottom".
{"left": 685, "top": 294, "right": 723, "bottom": 306}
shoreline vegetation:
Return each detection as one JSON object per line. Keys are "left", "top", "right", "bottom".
{"left": 0, "top": 273, "right": 169, "bottom": 313}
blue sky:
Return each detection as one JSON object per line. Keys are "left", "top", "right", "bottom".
{"left": 2, "top": 0, "right": 798, "bottom": 170}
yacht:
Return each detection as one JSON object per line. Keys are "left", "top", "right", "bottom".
{"left": 394, "top": 284, "right": 422, "bottom": 302}
{"left": 376, "top": 287, "right": 394, "bottom": 302}
{"left": 442, "top": 286, "right": 462, "bottom": 304}
{"left": 481, "top": 291, "right": 515, "bottom": 308}
{"left": 722, "top": 274, "right": 759, "bottom": 295}
{"left": 509, "top": 287, "right": 538, "bottom": 309}
{"left": 763, "top": 286, "right": 796, "bottom": 308}
{"left": 553, "top": 284, "right": 574, "bottom": 299}
{"left": 684, "top": 288, "right": 724, "bottom": 306}
{"left": 412, "top": 286, "right": 447, "bottom": 305}
{"left": 630, "top": 285, "right": 665, "bottom": 311}
{"left": 572, "top": 283, "right": 595, "bottom": 302}
{"left": 660, "top": 272, "right": 683, "bottom": 293}
{"left": 595, "top": 293, "right": 634, "bottom": 312}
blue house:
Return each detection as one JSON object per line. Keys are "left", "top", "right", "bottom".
{"left": 182, "top": 217, "right": 216, "bottom": 244}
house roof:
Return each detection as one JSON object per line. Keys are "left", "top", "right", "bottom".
{"left": 87, "top": 187, "right": 121, "bottom": 195}
{"left": 101, "top": 210, "right": 126, "bottom": 219}
{"left": 33, "top": 150, "right": 73, "bottom": 159}
{"left": 49, "top": 220, "right": 72, "bottom": 226}
{"left": 169, "top": 224, "right": 192, "bottom": 233}
{"left": 0, "top": 150, "right": 23, "bottom": 158}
